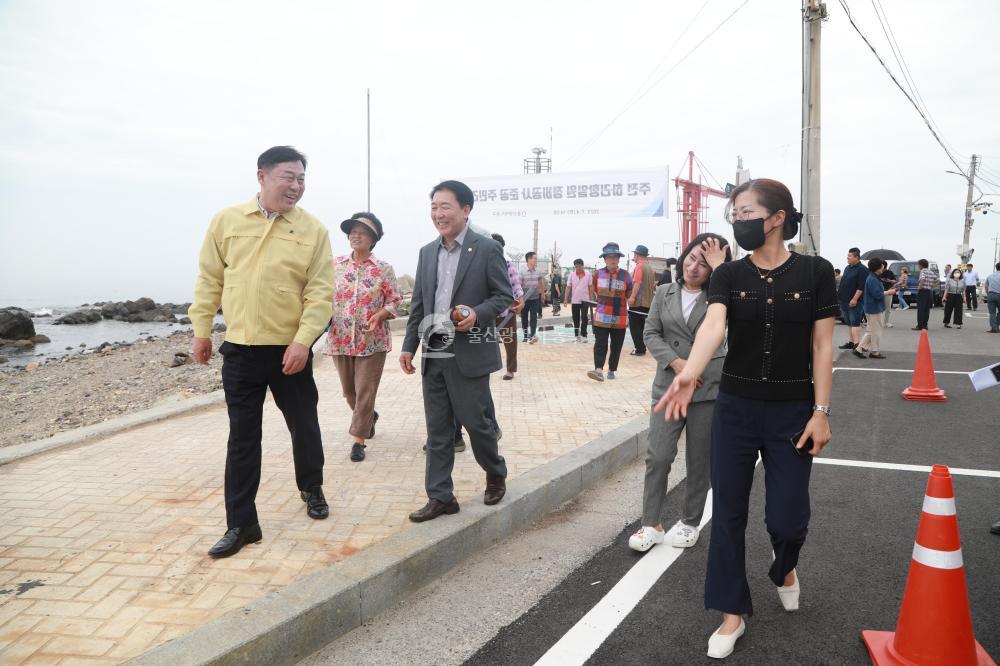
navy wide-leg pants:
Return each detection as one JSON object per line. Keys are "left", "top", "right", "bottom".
{"left": 704, "top": 391, "right": 814, "bottom": 616}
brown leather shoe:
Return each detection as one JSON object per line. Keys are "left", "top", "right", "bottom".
{"left": 484, "top": 476, "right": 506, "bottom": 505}
{"left": 408, "top": 497, "right": 460, "bottom": 523}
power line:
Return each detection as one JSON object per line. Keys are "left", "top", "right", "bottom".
{"left": 564, "top": 0, "right": 751, "bottom": 167}
{"left": 870, "top": 0, "right": 966, "bottom": 163}
{"left": 837, "top": 0, "right": 967, "bottom": 176}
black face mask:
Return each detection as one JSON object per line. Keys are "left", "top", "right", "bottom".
{"left": 733, "top": 218, "right": 767, "bottom": 251}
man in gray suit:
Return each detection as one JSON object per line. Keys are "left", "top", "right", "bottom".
{"left": 400, "top": 180, "right": 514, "bottom": 522}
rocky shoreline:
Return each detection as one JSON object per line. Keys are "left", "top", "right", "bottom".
{"left": 0, "top": 329, "right": 226, "bottom": 448}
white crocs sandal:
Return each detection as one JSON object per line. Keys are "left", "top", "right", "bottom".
{"left": 668, "top": 520, "right": 700, "bottom": 548}
{"left": 628, "top": 526, "right": 664, "bottom": 552}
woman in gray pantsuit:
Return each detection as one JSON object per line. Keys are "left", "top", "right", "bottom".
{"left": 629, "top": 233, "right": 731, "bottom": 552}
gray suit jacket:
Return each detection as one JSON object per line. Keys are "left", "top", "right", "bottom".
{"left": 644, "top": 282, "right": 727, "bottom": 403}
{"left": 402, "top": 227, "right": 514, "bottom": 377}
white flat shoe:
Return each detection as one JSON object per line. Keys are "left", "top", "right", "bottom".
{"left": 707, "top": 619, "right": 745, "bottom": 659}
{"left": 777, "top": 570, "right": 800, "bottom": 611}
{"left": 627, "top": 526, "right": 664, "bottom": 552}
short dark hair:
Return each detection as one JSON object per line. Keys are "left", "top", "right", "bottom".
{"left": 676, "top": 232, "right": 733, "bottom": 289}
{"left": 918, "top": 258, "right": 928, "bottom": 268}
{"left": 834, "top": 268, "right": 841, "bottom": 274}
{"left": 848, "top": 247, "right": 861, "bottom": 257}
{"left": 430, "top": 180, "right": 475, "bottom": 210}
{"left": 525, "top": 251, "right": 536, "bottom": 261}
{"left": 573, "top": 258, "right": 584, "bottom": 266}
{"left": 867, "top": 257, "right": 883, "bottom": 271}
{"left": 490, "top": 233, "right": 505, "bottom": 247}
{"left": 995, "top": 262, "right": 1000, "bottom": 271}
{"left": 665, "top": 257, "right": 678, "bottom": 266}
{"left": 258, "top": 146, "right": 307, "bottom": 170}
{"left": 967, "top": 263, "right": 973, "bottom": 268}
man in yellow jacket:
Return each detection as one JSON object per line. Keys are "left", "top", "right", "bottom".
{"left": 189, "top": 146, "right": 334, "bottom": 558}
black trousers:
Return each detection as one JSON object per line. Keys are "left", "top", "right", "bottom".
{"left": 965, "top": 285, "right": 978, "bottom": 310}
{"left": 571, "top": 303, "right": 590, "bottom": 338}
{"left": 220, "top": 342, "right": 324, "bottom": 529}
{"left": 943, "top": 293, "right": 964, "bottom": 325}
{"left": 705, "top": 391, "right": 813, "bottom": 616}
{"left": 916, "top": 289, "right": 932, "bottom": 329}
{"left": 628, "top": 306, "right": 650, "bottom": 353}
{"left": 593, "top": 326, "right": 627, "bottom": 371}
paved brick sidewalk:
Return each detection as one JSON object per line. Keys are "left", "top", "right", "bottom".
{"left": 0, "top": 332, "right": 655, "bottom": 663}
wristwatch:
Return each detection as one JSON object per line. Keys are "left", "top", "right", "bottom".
{"left": 813, "top": 404, "right": 832, "bottom": 416}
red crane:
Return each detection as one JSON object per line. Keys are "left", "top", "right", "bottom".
{"left": 674, "top": 150, "right": 728, "bottom": 250}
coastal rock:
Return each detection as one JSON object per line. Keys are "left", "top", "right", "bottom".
{"left": 30, "top": 334, "right": 51, "bottom": 344}
{"left": 101, "top": 302, "right": 129, "bottom": 318}
{"left": 55, "top": 309, "right": 103, "bottom": 325}
{"left": 25, "top": 362, "right": 40, "bottom": 372}
{"left": 177, "top": 316, "right": 192, "bottom": 325}
{"left": 212, "top": 322, "right": 227, "bottom": 333}
{"left": 0, "top": 356, "right": 7, "bottom": 364}
{"left": 125, "top": 297, "right": 156, "bottom": 313}
{"left": 0, "top": 308, "right": 35, "bottom": 340}
{"left": 170, "top": 352, "right": 193, "bottom": 368}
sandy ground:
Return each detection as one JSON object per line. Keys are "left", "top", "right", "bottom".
{"left": 0, "top": 330, "right": 225, "bottom": 448}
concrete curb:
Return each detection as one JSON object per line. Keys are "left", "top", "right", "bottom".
{"left": 0, "top": 390, "right": 227, "bottom": 467}
{"left": 128, "top": 415, "right": 649, "bottom": 665}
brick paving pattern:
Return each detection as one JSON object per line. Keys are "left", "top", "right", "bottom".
{"left": 0, "top": 331, "right": 654, "bottom": 663}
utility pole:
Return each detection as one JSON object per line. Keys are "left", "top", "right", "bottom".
{"left": 960, "top": 154, "right": 980, "bottom": 264}
{"left": 533, "top": 220, "right": 539, "bottom": 256}
{"left": 800, "top": 1, "right": 827, "bottom": 256}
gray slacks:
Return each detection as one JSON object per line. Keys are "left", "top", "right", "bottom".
{"left": 642, "top": 399, "right": 714, "bottom": 527}
{"left": 423, "top": 355, "right": 507, "bottom": 502}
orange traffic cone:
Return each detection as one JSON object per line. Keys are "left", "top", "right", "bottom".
{"left": 862, "top": 465, "right": 994, "bottom": 665}
{"left": 902, "top": 330, "right": 947, "bottom": 401}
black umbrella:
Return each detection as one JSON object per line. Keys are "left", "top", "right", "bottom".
{"left": 861, "top": 249, "right": 905, "bottom": 261}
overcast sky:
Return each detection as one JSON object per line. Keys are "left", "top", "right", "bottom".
{"left": 2, "top": 0, "right": 999, "bottom": 307}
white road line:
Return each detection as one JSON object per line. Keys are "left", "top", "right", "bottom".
{"left": 814, "top": 457, "right": 1000, "bottom": 478}
{"left": 832, "top": 367, "right": 969, "bottom": 374}
{"left": 534, "top": 492, "right": 714, "bottom": 666}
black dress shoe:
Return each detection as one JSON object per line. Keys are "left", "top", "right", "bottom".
{"left": 350, "top": 442, "right": 366, "bottom": 462}
{"left": 208, "top": 524, "right": 262, "bottom": 558}
{"left": 838, "top": 342, "right": 855, "bottom": 349}
{"left": 368, "top": 410, "right": 379, "bottom": 439}
{"left": 484, "top": 475, "right": 506, "bottom": 505}
{"left": 409, "top": 497, "right": 460, "bottom": 522}
{"left": 300, "top": 486, "right": 329, "bottom": 519}
{"left": 991, "top": 520, "right": 1000, "bottom": 535}
{"left": 629, "top": 350, "right": 646, "bottom": 356}
{"left": 454, "top": 437, "right": 466, "bottom": 452}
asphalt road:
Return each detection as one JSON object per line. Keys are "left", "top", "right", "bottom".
{"left": 466, "top": 347, "right": 999, "bottom": 665}
{"left": 301, "top": 310, "right": 999, "bottom": 665}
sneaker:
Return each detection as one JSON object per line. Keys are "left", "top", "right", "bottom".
{"left": 852, "top": 348, "right": 866, "bottom": 358}
{"left": 453, "top": 437, "right": 466, "bottom": 452}
{"left": 957, "top": 325, "right": 962, "bottom": 329}
{"left": 628, "top": 526, "right": 664, "bottom": 552}
{"left": 502, "top": 372, "right": 514, "bottom": 380}
{"left": 587, "top": 369, "right": 604, "bottom": 382}
{"left": 575, "top": 335, "right": 583, "bottom": 343}
{"left": 838, "top": 341, "right": 855, "bottom": 350}
{"left": 350, "top": 442, "right": 366, "bottom": 462}
{"left": 529, "top": 336, "right": 539, "bottom": 344}
{"left": 607, "top": 371, "right": 616, "bottom": 380}
{"left": 669, "top": 521, "right": 700, "bottom": 548}
{"left": 885, "top": 323, "right": 893, "bottom": 328}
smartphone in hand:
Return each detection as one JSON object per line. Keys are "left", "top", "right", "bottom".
{"left": 789, "top": 430, "right": 813, "bottom": 457}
